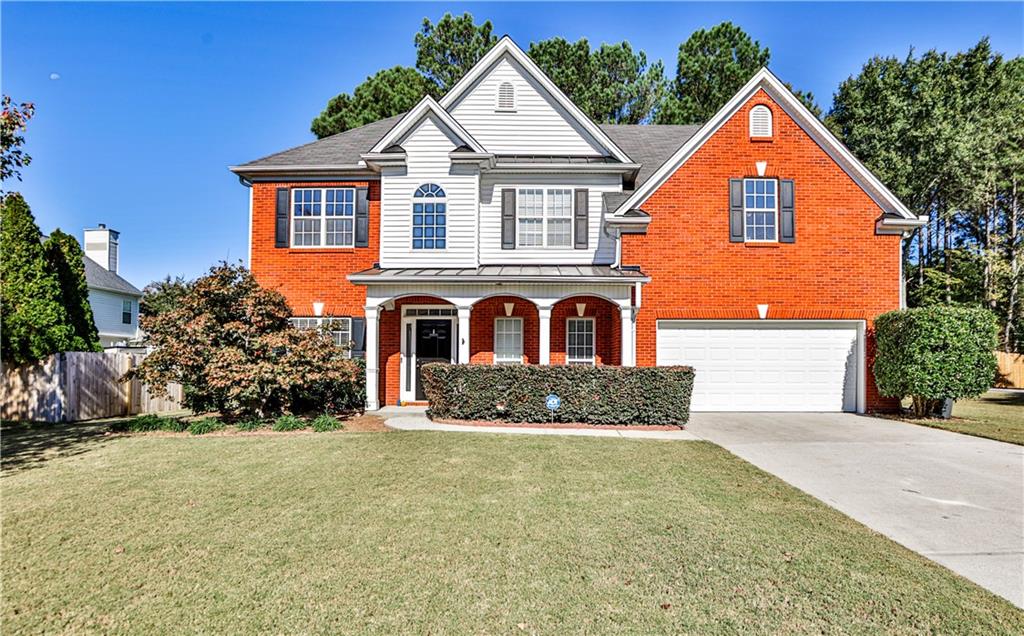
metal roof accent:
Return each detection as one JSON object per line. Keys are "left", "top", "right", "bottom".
{"left": 348, "top": 265, "right": 649, "bottom": 285}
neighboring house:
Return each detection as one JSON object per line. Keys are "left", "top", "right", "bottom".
{"left": 231, "top": 37, "right": 925, "bottom": 413}
{"left": 82, "top": 224, "right": 143, "bottom": 348}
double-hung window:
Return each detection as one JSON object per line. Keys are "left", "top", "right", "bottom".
{"left": 292, "top": 188, "right": 355, "bottom": 247}
{"left": 517, "top": 188, "right": 574, "bottom": 248}
{"left": 743, "top": 179, "right": 777, "bottom": 242}
{"left": 566, "top": 317, "right": 595, "bottom": 365}
{"left": 121, "top": 300, "right": 133, "bottom": 325}
{"left": 493, "top": 317, "right": 523, "bottom": 364}
{"left": 290, "top": 316, "right": 353, "bottom": 356}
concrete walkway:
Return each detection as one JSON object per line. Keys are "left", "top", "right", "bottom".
{"left": 379, "top": 406, "right": 697, "bottom": 440}
{"left": 686, "top": 412, "right": 1024, "bottom": 608}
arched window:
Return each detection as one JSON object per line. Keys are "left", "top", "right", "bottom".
{"left": 749, "top": 105, "right": 772, "bottom": 138}
{"left": 496, "top": 82, "right": 516, "bottom": 111}
{"left": 412, "top": 184, "right": 446, "bottom": 249}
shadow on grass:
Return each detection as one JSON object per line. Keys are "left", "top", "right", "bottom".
{"left": 1, "top": 419, "right": 124, "bottom": 475}
{"left": 983, "top": 389, "right": 1024, "bottom": 407}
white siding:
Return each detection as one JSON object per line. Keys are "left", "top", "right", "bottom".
{"left": 448, "top": 55, "right": 606, "bottom": 156}
{"left": 379, "top": 115, "right": 479, "bottom": 268}
{"left": 89, "top": 288, "right": 139, "bottom": 344}
{"left": 479, "top": 174, "right": 618, "bottom": 265}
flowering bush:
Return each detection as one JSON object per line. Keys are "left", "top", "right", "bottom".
{"left": 129, "top": 263, "right": 363, "bottom": 420}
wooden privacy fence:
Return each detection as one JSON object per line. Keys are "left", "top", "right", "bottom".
{"left": 2, "top": 352, "right": 183, "bottom": 422}
{"left": 995, "top": 351, "right": 1024, "bottom": 389}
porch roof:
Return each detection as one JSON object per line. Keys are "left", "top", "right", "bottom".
{"left": 348, "top": 265, "right": 649, "bottom": 285}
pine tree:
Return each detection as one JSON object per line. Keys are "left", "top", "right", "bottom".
{"left": 43, "top": 229, "right": 102, "bottom": 352}
{"left": 0, "top": 193, "right": 76, "bottom": 365}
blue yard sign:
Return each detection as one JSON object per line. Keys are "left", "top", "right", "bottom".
{"left": 545, "top": 394, "right": 561, "bottom": 411}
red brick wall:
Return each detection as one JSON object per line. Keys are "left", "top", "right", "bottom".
{"left": 250, "top": 181, "right": 379, "bottom": 318}
{"left": 470, "top": 296, "right": 540, "bottom": 364}
{"left": 622, "top": 90, "right": 901, "bottom": 411}
{"left": 550, "top": 296, "right": 620, "bottom": 366}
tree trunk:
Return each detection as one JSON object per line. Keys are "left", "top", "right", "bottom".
{"left": 943, "top": 202, "right": 952, "bottom": 304}
{"left": 1008, "top": 177, "right": 1020, "bottom": 353}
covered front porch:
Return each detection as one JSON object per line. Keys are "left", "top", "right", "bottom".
{"left": 349, "top": 266, "right": 647, "bottom": 409}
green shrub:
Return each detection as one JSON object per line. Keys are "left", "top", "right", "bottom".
{"left": 422, "top": 364, "right": 695, "bottom": 426}
{"left": 236, "top": 418, "right": 267, "bottom": 431}
{"left": 272, "top": 414, "right": 306, "bottom": 432}
{"left": 110, "top": 414, "right": 186, "bottom": 433}
{"left": 311, "top": 414, "right": 343, "bottom": 432}
{"left": 874, "top": 306, "right": 998, "bottom": 416}
{"left": 187, "top": 417, "right": 224, "bottom": 435}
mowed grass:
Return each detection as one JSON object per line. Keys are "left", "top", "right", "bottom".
{"left": 902, "top": 390, "right": 1024, "bottom": 445}
{"left": 3, "top": 429, "right": 1022, "bottom": 634}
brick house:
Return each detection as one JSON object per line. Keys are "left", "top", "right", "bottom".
{"left": 232, "top": 37, "right": 925, "bottom": 412}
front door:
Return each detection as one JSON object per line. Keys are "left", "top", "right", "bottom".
{"left": 415, "top": 319, "right": 452, "bottom": 400}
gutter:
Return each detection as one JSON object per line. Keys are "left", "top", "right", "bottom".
{"left": 347, "top": 274, "right": 650, "bottom": 285}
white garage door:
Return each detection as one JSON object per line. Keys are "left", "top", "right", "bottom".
{"left": 656, "top": 321, "right": 861, "bottom": 412}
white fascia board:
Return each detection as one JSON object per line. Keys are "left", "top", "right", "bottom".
{"left": 369, "top": 96, "right": 487, "bottom": 154}
{"left": 613, "top": 68, "right": 918, "bottom": 221}
{"left": 487, "top": 162, "right": 641, "bottom": 174}
{"left": 438, "top": 36, "right": 634, "bottom": 164}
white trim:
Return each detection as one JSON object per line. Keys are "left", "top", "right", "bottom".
{"left": 514, "top": 186, "right": 575, "bottom": 249}
{"left": 566, "top": 316, "right": 596, "bottom": 366}
{"left": 749, "top": 104, "right": 773, "bottom": 138}
{"left": 614, "top": 68, "right": 917, "bottom": 221}
{"left": 438, "top": 36, "right": 633, "bottom": 164}
{"left": 410, "top": 183, "right": 448, "bottom": 251}
{"left": 247, "top": 186, "right": 253, "bottom": 266}
{"left": 289, "top": 187, "right": 356, "bottom": 248}
{"left": 369, "top": 96, "right": 487, "bottom": 154}
{"left": 742, "top": 178, "right": 779, "bottom": 243}
{"left": 399, "top": 304, "right": 458, "bottom": 403}
{"left": 493, "top": 316, "right": 524, "bottom": 364}
{"left": 655, "top": 319, "right": 867, "bottom": 414}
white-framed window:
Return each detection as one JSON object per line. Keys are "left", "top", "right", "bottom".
{"left": 493, "top": 317, "right": 523, "bottom": 364}
{"left": 412, "top": 183, "right": 446, "bottom": 250}
{"left": 121, "top": 299, "right": 133, "bottom": 325}
{"left": 749, "top": 105, "right": 773, "bottom": 138}
{"left": 291, "top": 316, "right": 353, "bottom": 356}
{"left": 496, "top": 81, "right": 516, "bottom": 111}
{"left": 517, "top": 188, "right": 575, "bottom": 248}
{"left": 566, "top": 317, "right": 595, "bottom": 365}
{"left": 291, "top": 188, "right": 355, "bottom": 247}
{"left": 744, "top": 178, "right": 777, "bottom": 242}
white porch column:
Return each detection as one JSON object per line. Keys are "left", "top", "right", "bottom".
{"left": 364, "top": 306, "right": 380, "bottom": 410}
{"left": 538, "top": 306, "right": 552, "bottom": 365}
{"left": 620, "top": 306, "right": 635, "bottom": 366}
{"left": 457, "top": 306, "right": 471, "bottom": 364}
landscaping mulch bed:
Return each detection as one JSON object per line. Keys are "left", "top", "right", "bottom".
{"left": 433, "top": 418, "right": 684, "bottom": 431}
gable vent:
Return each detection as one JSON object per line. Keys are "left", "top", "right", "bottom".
{"left": 749, "top": 105, "right": 772, "bottom": 138}
{"left": 496, "top": 82, "right": 515, "bottom": 111}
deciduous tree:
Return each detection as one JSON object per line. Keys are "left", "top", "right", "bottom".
{"left": 1, "top": 96, "right": 35, "bottom": 187}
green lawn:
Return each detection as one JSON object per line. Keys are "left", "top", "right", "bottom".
{"left": 902, "top": 390, "right": 1024, "bottom": 445}
{"left": 3, "top": 426, "right": 1022, "bottom": 634}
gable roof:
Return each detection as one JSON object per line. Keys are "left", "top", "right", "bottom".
{"left": 439, "top": 36, "right": 634, "bottom": 164}
{"left": 83, "top": 256, "right": 142, "bottom": 296}
{"left": 612, "top": 68, "right": 919, "bottom": 221}
{"left": 600, "top": 124, "right": 702, "bottom": 190}
{"left": 368, "top": 96, "right": 487, "bottom": 154}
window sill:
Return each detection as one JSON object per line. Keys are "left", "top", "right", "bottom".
{"left": 749, "top": 137, "right": 773, "bottom": 143}
{"left": 287, "top": 247, "right": 360, "bottom": 254}
{"left": 744, "top": 242, "right": 780, "bottom": 248}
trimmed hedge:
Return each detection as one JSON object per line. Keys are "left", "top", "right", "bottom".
{"left": 421, "top": 363, "right": 694, "bottom": 426}
{"left": 874, "top": 306, "right": 998, "bottom": 416}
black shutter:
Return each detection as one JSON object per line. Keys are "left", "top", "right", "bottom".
{"left": 779, "top": 179, "right": 795, "bottom": 243}
{"left": 574, "top": 189, "right": 589, "bottom": 249}
{"left": 729, "top": 179, "right": 744, "bottom": 243}
{"left": 275, "top": 188, "right": 290, "bottom": 248}
{"left": 350, "top": 317, "right": 366, "bottom": 358}
{"left": 501, "top": 189, "right": 516, "bottom": 250}
{"left": 354, "top": 186, "right": 370, "bottom": 247}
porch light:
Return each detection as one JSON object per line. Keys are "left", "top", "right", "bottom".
{"left": 312, "top": 301, "right": 325, "bottom": 317}
{"left": 576, "top": 303, "right": 586, "bottom": 317}
{"left": 757, "top": 304, "right": 769, "bottom": 319}
{"left": 504, "top": 302, "right": 515, "bottom": 317}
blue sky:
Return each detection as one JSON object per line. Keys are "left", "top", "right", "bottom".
{"left": 3, "top": 2, "right": 1022, "bottom": 286}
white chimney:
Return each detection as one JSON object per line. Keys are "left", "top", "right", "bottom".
{"left": 83, "top": 224, "right": 119, "bottom": 273}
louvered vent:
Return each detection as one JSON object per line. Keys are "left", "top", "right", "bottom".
{"left": 749, "top": 105, "right": 772, "bottom": 137}
{"left": 496, "top": 82, "right": 515, "bottom": 111}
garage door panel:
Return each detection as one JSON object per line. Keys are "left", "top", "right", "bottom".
{"left": 656, "top": 322, "right": 860, "bottom": 412}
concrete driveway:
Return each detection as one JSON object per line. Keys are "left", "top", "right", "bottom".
{"left": 687, "top": 413, "right": 1024, "bottom": 608}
